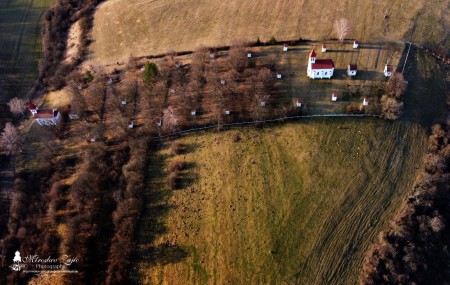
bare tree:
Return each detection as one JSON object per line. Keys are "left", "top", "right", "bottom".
{"left": 1, "top": 123, "right": 22, "bottom": 155}
{"left": 162, "top": 106, "right": 179, "bottom": 132}
{"left": 85, "top": 82, "right": 106, "bottom": 116}
{"left": 334, "top": 18, "right": 352, "bottom": 42}
{"left": 386, "top": 72, "right": 407, "bottom": 99}
{"left": 381, "top": 94, "right": 403, "bottom": 120}
{"left": 7, "top": 97, "right": 27, "bottom": 117}
{"left": 228, "top": 42, "right": 248, "bottom": 72}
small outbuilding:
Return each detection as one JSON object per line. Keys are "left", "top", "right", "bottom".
{"left": 247, "top": 52, "right": 252, "bottom": 58}
{"left": 353, "top": 40, "right": 359, "bottom": 48}
{"left": 220, "top": 79, "right": 226, "bottom": 85}
{"left": 276, "top": 72, "right": 282, "bottom": 79}
{"left": 363, "top": 98, "right": 369, "bottom": 106}
{"left": 155, "top": 119, "right": 162, "bottom": 127}
{"left": 260, "top": 101, "right": 266, "bottom": 107}
{"left": 121, "top": 99, "right": 127, "bottom": 105}
{"left": 322, "top": 44, "right": 327, "bottom": 52}
{"left": 347, "top": 64, "right": 357, "bottom": 76}
{"left": 384, "top": 64, "right": 393, "bottom": 77}
{"left": 191, "top": 110, "right": 196, "bottom": 116}
{"left": 224, "top": 110, "right": 231, "bottom": 115}
{"left": 128, "top": 121, "right": 134, "bottom": 129}
{"left": 209, "top": 52, "right": 216, "bottom": 59}
{"left": 283, "top": 44, "right": 288, "bottom": 52}
{"left": 331, "top": 93, "right": 338, "bottom": 101}
{"left": 295, "top": 99, "right": 302, "bottom": 108}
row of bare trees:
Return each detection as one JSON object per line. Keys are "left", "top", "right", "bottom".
{"left": 106, "top": 139, "right": 148, "bottom": 284}
{"left": 381, "top": 72, "right": 407, "bottom": 119}
{"left": 134, "top": 42, "right": 278, "bottom": 134}
{"left": 361, "top": 124, "right": 450, "bottom": 284}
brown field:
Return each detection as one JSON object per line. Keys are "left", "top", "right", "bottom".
{"left": 88, "top": 0, "right": 449, "bottom": 66}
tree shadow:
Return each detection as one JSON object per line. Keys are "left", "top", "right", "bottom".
{"left": 177, "top": 162, "right": 198, "bottom": 190}
{"left": 131, "top": 142, "right": 201, "bottom": 280}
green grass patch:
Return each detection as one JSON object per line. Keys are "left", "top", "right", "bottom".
{"left": 135, "top": 118, "right": 427, "bottom": 284}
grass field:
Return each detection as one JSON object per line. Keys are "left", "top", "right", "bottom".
{"left": 88, "top": 0, "right": 449, "bottom": 66}
{"left": 0, "top": 0, "right": 54, "bottom": 113}
{"left": 134, "top": 118, "right": 427, "bottom": 284}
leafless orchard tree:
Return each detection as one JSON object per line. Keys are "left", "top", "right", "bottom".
{"left": 162, "top": 106, "right": 179, "bottom": 133}
{"left": 85, "top": 82, "right": 106, "bottom": 116}
{"left": 7, "top": 97, "right": 27, "bottom": 117}
{"left": 381, "top": 94, "right": 404, "bottom": 120}
{"left": 386, "top": 72, "right": 407, "bottom": 99}
{"left": 105, "top": 108, "right": 129, "bottom": 140}
{"left": 228, "top": 42, "right": 248, "bottom": 72}
{"left": 1, "top": 123, "right": 22, "bottom": 155}
{"left": 334, "top": 18, "right": 352, "bottom": 42}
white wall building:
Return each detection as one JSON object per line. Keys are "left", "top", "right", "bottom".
{"left": 307, "top": 49, "right": 334, "bottom": 79}
{"left": 347, "top": 64, "right": 357, "bottom": 76}
{"left": 384, "top": 64, "right": 393, "bottom": 77}
{"left": 29, "top": 103, "right": 62, "bottom": 126}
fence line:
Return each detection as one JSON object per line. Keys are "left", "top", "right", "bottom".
{"left": 151, "top": 114, "right": 380, "bottom": 140}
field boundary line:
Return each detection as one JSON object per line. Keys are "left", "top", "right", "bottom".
{"left": 151, "top": 114, "right": 380, "bottom": 140}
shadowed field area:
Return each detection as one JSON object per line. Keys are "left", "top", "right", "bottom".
{"left": 134, "top": 119, "right": 428, "bottom": 284}
{"left": 88, "top": 0, "right": 449, "bottom": 65}
{"left": 0, "top": 0, "right": 53, "bottom": 104}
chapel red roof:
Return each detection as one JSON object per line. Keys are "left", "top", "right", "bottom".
{"left": 309, "top": 49, "right": 316, "bottom": 58}
{"left": 349, "top": 64, "right": 357, "bottom": 70}
{"left": 311, "top": 59, "right": 334, "bottom": 69}
{"left": 34, "top": 110, "right": 58, "bottom": 119}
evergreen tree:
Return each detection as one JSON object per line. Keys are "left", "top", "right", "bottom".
{"left": 143, "top": 62, "right": 158, "bottom": 85}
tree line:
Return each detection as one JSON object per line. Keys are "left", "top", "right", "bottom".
{"left": 360, "top": 123, "right": 450, "bottom": 284}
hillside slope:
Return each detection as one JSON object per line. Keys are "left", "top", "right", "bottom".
{"left": 89, "top": 0, "right": 449, "bottom": 65}
{"left": 135, "top": 119, "right": 427, "bottom": 285}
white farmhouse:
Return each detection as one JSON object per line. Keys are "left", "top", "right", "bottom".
{"left": 28, "top": 103, "right": 62, "bottom": 126}
{"left": 307, "top": 49, "right": 334, "bottom": 79}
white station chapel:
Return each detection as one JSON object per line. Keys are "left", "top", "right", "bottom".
{"left": 307, "top": 49, "right": 334, "bottom": 79}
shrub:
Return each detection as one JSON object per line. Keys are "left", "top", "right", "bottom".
{"left": 170, "top": 142, "right": 183, "bottom": 155}
{"left": 143, "top": 62, "right": 158, "bottom": 85}
{"left": 268, "top": 36, "right": 277, "bottom": 45}
{"left": 85, "top": 70, "right": 93, "bottom": 83}
{"left": 167, "top": 172, "right": 178, "bottom": 189}
{"left": 168, "top": 160, "right": 185, "bottom": 173}
{"left": 256, "top": 37, "right": 261, "bottom": 46}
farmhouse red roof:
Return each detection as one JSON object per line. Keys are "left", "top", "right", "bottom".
{"left": 28, "top": 103, "right": 37, "bottom": 110}
{"left": 311, "top": 59, "right": 334, "bottom": 69}
{"left": 385, "top": 65, "right": 393, "bottom": 71}
{"left": 349, "top": 64, "right": 357, "bottom": 70}
{"left": 34, "top": 109, "right": 58, "bottom": 119}
{"left": 309, "top": 49, "right": 316, "bottom": 58}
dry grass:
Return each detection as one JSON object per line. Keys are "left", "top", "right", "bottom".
{"left": 63, "top": 20, "right": 82, "bottom": 64}
{"left": 43, "top": 88, "right": 73, "bottom": 109}
{"left": 134, "top": 119, "right": 427, "bottom": 285}
{"left": 87, "top": 0, "right": 448, "bottom": 66}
